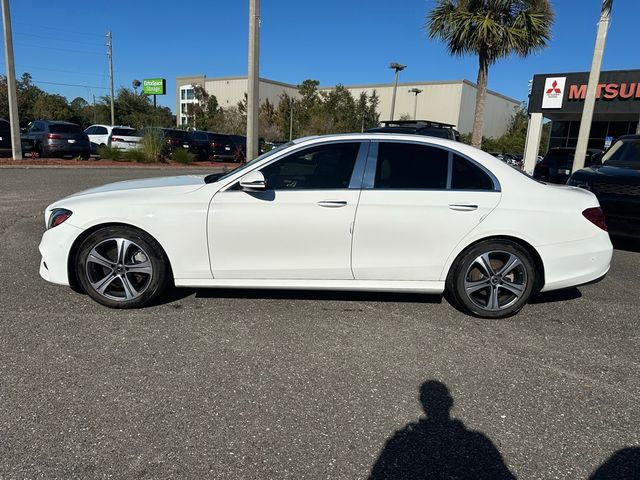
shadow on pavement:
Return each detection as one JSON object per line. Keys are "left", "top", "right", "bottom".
{"left": 530, "top": 287, "right": 582, "bottom": 304}
{"left": 368, "top": 380, "right": 515, "bottom": 480}
{"left": 191, "top": 288, "right": 442, "bottom": 304}
{"left": 589, "top": 447, "right": 640, "bottom": 480}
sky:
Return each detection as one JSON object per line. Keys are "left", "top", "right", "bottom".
{"left": 0, "top": 0, "right": 637, "bottom": 113}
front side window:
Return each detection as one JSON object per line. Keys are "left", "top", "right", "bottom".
{"left": 375, "top": 142, "right": 448, "bottom": 189}
{"left": 94, "top": 126, "right": 108, "bottom": 135}
{"left": 260, "top": 142, "right": 360, "bottom": 190}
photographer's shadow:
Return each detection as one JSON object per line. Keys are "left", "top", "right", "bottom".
{"left": 369, "top": 380, "right": 515, "bottom": 480}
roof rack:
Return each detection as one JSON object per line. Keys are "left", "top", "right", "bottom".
{"left": 380, "top": 119, "right": 457, "bottom": 129}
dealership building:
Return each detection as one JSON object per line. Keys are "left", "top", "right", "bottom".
{"left": 176, "top": 74, "right": 520, "bottom": 138}
{"left": 524, "top": 69, "right": 640, "bottom": 170}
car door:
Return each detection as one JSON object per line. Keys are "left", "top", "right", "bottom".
{"left": 208, "top": 141, "right": 368, "bottom": 279}
{"left": 351, "top": 141, "right": 501, "bottom": 281}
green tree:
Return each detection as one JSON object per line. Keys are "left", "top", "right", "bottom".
{"left": 426, "top": 0, "right": 554, "bottom": 148}
{"left": 32, "top": 94, "right": 74, "bottom": 121}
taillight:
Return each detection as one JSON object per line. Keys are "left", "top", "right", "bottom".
{"left": 582, "top": 207, "right": 607, "bottom": 231}
{"left": 211, "top": 142, "right": 222, "bottom": 148}
{"left": 166, "top": 138, "right": 178, "bottom": 145}
{"left": 112, "top": 137, "right": 123, "bottom": 142}
{"left": 47, "top": 208, "right": 72, "bottom": 229}
{"left": 47, "top": 133, "right": 63, "bottom": 139}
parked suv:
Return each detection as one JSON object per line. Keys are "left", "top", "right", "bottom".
{"left": 533, "top": 147, "right": 601, "bottom": 184}
{"left": 368, "top": 120, "right": 461, "bottom": 142}
{"left": 189, "top": 131, "right": 236, "bottom": 161}
{"left": 21, "top": 121, "right": 90, "bottom": 159}
{"left": 568, "top": 135, "right": 640, "bottom": 240}
{"left": 85, "top": 125, "right": 141, "bottom": 153}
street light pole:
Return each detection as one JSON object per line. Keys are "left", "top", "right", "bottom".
{"left": 389, "top": 62, "right": 406, "bottom": 121}
{"left": 573, "top": 0, "right": 612, "bottom": 172}
{"left": 409, "top": 88, "right": 423, "bottom": 120}
{"left": 246, "top": 0, "right": 260, "bottom": 161}
{"left": 289, "top": 99, "right": 294, "bottom": 141}
{"left": 107, "top": 31, "right": 115, "bottom": 125}
{"left": 1, "top": 0, "right": 22, "bottom": 160}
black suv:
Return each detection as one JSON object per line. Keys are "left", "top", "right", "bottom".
{"left": 0, "top": 118, "right": 11, "bottom": 151}
{"left": 21, "top": 120, "right": 91, "bottom": 159}
{"left": 368, "top": 120, "right": 461, "bottom": 142}
{"left": 568, "top": 135, "right": 640, "bottom": 240}
{"left": 533, "top": 147, "right": 601, "bottom": 184}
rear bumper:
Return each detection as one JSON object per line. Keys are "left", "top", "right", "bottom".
{"left": 38, "top": 222, "right": 83, "bottom": 286}
{"left": 538, "top": 231, "right": 613, "bottom": 292}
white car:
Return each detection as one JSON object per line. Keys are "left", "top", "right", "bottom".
{"left": 84, "top": 125, "right": 141, "bottom": 152}
{"left": 38, "top": 134, "right": 613, "bottom": 318}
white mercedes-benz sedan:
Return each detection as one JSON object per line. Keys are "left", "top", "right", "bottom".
{"left": 39, "top": 134, "right": 613, "bottom": 318}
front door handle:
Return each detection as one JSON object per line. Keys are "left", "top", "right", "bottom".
{"left": 317, "top": 200, "right": 347, "bottom": 208}
{"left": 449, "top": 203, "right": 478, "bottom": 211}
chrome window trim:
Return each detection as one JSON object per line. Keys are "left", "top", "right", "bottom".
{"left": 363, "top": 139, "right": 502, "bottom": 192}
{"left": 220, "top": 139, "right": 368, "bottom": 193}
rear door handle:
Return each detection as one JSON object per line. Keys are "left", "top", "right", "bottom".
{"left": 317, "top": 200, "right": 348, "bottom": 208}
{"left": 449, "top": 203, "right": 478, "bottom": 211}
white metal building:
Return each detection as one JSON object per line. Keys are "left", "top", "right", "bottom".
{"left": 176, "top": 75, "right": 520, "bottom": 138}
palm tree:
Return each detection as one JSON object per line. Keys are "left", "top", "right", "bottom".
{"left": 426, "top": 0, "right": 554, "bottom": 148}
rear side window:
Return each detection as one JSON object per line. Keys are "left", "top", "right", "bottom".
{"left": 451, "top": 155, "right": 494, "bottom": 190}
{"left": 49, "top": 124, "right": 82, "bottom": 134}
{"left": 93, "top": 126, "right": 108, "bottom": 135}
{"left": 112, "top": 128, "right": 138, "bottom": 136}
{"left": 375, "top": 142, "right": 448, "bottom": 189}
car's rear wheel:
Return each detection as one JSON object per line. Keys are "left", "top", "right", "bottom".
{"left": 75, "top": 226, "right": 171, "bottom": 308}
{"left": 35, "top": 142, "right": 46, "bottom": 158}
{"left": 446, "top": 240, "right": 536, "bottom": 319}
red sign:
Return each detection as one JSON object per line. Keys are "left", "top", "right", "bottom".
{"left": 568, "top": 82, "right": 640, "bottom": 101}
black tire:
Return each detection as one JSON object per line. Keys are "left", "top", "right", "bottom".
{"left": 445, "top": 239, "right": 536, "bottom": 319}
{"left": 75, "top": 226, "right": 171, "bottom": 309}
{"left": 81, "top": 150, "right": 91, "bottom": 160}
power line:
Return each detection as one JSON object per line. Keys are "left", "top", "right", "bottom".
{"left": 14, "top": 31, "right": 104, "bottom": 48}
{"left": 15, "top": 42, "right": 104, "bottom": 55}
{"left": 31, "top": 79, "right": 109, "bottom": 90}
{"left": 12, "top": 21, "right": 104, "bottom": 38}
{"left": 16, "top": 65, "right": 108, "bottom": 77}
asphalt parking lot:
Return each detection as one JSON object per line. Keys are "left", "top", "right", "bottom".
{"left": 1, "top": 166, "right": 639, "bottom": 479}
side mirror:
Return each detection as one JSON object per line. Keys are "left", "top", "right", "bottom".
{"left": 587, "top": 151, "right": 603, "bottom": 167}
{"left": 239, "top": 170, "right": 267, "bottom": 192}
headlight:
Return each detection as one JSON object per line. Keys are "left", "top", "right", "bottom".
{"left": 47, "top": 208, "right": 73, "bottom": 229}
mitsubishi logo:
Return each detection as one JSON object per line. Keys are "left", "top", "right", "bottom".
{"left": 546, "top": 80, "right": 562, "bottom": 94}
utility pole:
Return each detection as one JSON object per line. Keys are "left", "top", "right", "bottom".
{"left": 106, "top": 31, "right": 115, "bottom": 125}
{"left": 409, "top": 88, "right": 423, "bottom": 120}
{"left": 246, "top": 0, "right": 260, "bottom": 161}
{"left": 573, "top": 0, "right": 612, "bottom": 172}
{"left": 1, "top": 0, "right": 22, "bottom": 159}
{"left": 389, "top": 62, "right": 406, "bottom": 122}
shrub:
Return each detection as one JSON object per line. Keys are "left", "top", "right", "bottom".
{"left": 139, "top": 129, "right": 165, "bottom": 162}
{"left": 124, "top": 149, "right": 149, "bottom": 163}
{"left": 97, "top": 144, "right": 122, "bottom": 161}
{"left": 170, "top": 148, "right": 195, "bottom": 164}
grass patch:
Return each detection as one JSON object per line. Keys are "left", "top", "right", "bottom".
{"left": 124, "top": 149, "right": 150, "bottom": 163}
{"left": 97, "top": 144, "right": 122, "bottom": 161}
{"left": 139, "top": 129, "right": 165, "bottom": 162}
{"left": 170, "top": 148, "right": 195, "bottom": 164}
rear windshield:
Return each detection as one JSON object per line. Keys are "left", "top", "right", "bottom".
{"left": 602, "top": 138, "right": 640, "bottom": 167}
{"left": 49, "top": 124, "right": 82, "bottom": 134}
{"left": 209, "top": 133, "right": 232, "bottom": 143}
{"left": 165, "top": 130, "right": 191, "bottom": 141}
{"left": 112, "top": 128, "right": 138, "bottom": 136}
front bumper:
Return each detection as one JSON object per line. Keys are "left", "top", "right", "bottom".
{"left": 38, "top": 222, "right": 83, "bottom": 286}
{"left": 538, "top": 231, "right": 613, "bottom": 292}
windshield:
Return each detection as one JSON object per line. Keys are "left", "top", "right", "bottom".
{"left": 204, "top": 142, "right": 295, "bottom": 184}
{"left": 602, "top": 138, "right": 640, "bottom": 167}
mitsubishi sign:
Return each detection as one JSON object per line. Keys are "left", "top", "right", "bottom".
{"left": 529, "top": 69, "right": 640, "bottom": 115}
{"left": 541, "top": 77, "right": 566, "bottom": 109}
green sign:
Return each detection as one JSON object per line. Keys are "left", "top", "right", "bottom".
{"left": 143, "top": 78, "right": 166, "bottom": 95}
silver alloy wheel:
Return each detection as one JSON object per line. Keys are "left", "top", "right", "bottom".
{"left": 463, "top": 250, "right": 528, "bottom": 312}
{"left": 85, "top": 237, "right": 153, "bottom": 302}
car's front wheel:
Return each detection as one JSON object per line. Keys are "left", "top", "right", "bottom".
{"left": 446, "top": 240, "right": 536, "bottom": 319}
{"left": 75, "top": 226, "right": 171, "bottom": 308}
